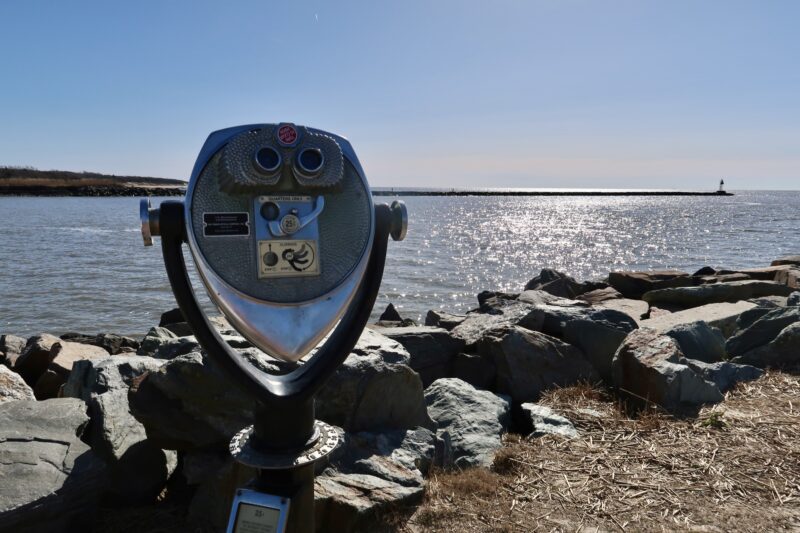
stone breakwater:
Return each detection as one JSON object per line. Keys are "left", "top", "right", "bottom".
{"left": 0, "top": 255, "right": 799, "bottom": 531}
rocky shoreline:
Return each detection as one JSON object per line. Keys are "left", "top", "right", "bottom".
{"left": 1, "top": 256, "right": 799, "bottom": 531}
{"left": 0, "top": 185, "right": 186, "bottom": 196}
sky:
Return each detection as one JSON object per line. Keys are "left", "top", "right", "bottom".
{"left": 0, "top": 1, "right": 797, "bottom": 189}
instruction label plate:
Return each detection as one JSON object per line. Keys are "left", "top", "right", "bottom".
{"left": 203, "top": 212, "right": 250, "bottom": 237}
{"left": 258, "top": 240, "right": 319, "bottom": 278}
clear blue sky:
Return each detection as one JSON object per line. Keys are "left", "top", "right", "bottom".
{"left": 1, "top": 1, "right": 797, "bottom": 189}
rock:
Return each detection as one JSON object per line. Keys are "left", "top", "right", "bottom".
{"left": 747, "top": 296, "right": 788, "bottom": 308}
{"left": 378, "top": 326, "right": 465, "bottom": 386}
{"left": 129, "top": 351, "right": 256, "bottom": 450}
{"left": 680, "top": 358, "right": 764, "bottom": 392}
{"left": 315, "top": 471, "right": 424, "bottom": 532}
{"left": 643, "top": 280, "right": 794, "bottom": 308}
{"left": 153, "top": 335, "right": 201, "bottom": 359}
{"left": 162, "top": 322, "right": 195, "bottom": 337}
{"left": 524, "top": 268, "right": 606, "bottom": 298}
{"left": 611, "top": 329, "right": 723, "bottom": 411}
{"left": 693, "top": 266, "right": 717, "bottom": 276}
{"left": 772, "top": 255, "right": 800, "bottom": 266}
{"left": 518, "top": 290, "right": 589, "bottom": 308}
{"left": 639, "top": 301, "right": 757, "bottom": 337}
{"left": 338, "top": 427, "right": 437, "bottom": 476}
{"left": 528, "top": 305, "right": 637, "bottom": 382}
{"left": 33, "top": 370, "right": 64, "bottom": 399}
{"left": 534, "top": 305, "right": 638, "bottom": 339}
{"left": 31, "top": 341, "right": 110, "bottom": 400}
{"left": 735, "top": 307, "right": 774, "bottom": 331}
{"left": 186, "top": 456, "right": 255, "bottom": 533}
{"left": 562, "top": 319, "right": 630, "bottom": 383}
{"left": 596, "top": 298, "right": 650, "bottom": 321}
{"left": 718, "top": 264, "right": 797, "bottom": 281}
{"left": 477, "top": 326, "right": 599, "bottom": 402}
{"left": 136, "top": 326, "right": 179, "bottom": 356}
{"left": 477, "top": 290, "right": 519, "bottom": 312}
{"left": 775, "top": 267, "right": 800, "bottom": 289}
{"left": 159, "top": 308, "right": 185, "bottom": 326}
{"left": 518, "top": 404, "right": 578, "bottom": 438}
{"left": 790, "top": 292, "right": 800, "bottom": 306}
{"left": 353, "top": 328, "right": 410, "bottom": 365}
{"left": 59, "top": 332, "right": 139, "bottom": 355}
{"left": 451, "top": 352, "right": 495, "bottom": 390}
{"left": 424, "top": 310, "right": 467, "bottom": 331}
{"left": 64, "top": 355, "right": 177, "bottom": 501}
{"left": 725, "top": 307, "right": 800, "bottom": 357}
{"left": 704, "top": 273, "right": 752, "bottom": 283}
{"left": 13, "top": 333, "right": 62, "bottom": 385}
{"left": 647, "top": 306, "right": 672, "bottom": 319}
{"left": 579, "top": 286, "right": 623, "bottom": 304}
{"left": 731, "top": 322, "right": 800, "bottom": 368}
{"left": 450, "top": 301, "right": 542, "bottom": 349}
{"left": 0, "top": 364, "right": 35, "bottom": 404}
{"left": 664, "top": 321, "right": 727, "bottom": 363}
{"left": 424, "top": 378, "right": 510, "bottom": 468}
{"left": 0, "top": 398, "right": 107, "bottom": 532}
{"left": 351, "top": 455, "right": 423, "bottom": 488}
{"left": 317, "top": 348, "right": 433, "bottom": 433}
{"left": 0, "top": 334, "right": 26, "bottom": 367}
{"left": 379, "top": 303, "right": 403, "bottom": 322}
{"left": 608, "top": 270, "right": 693, "bottom": 299}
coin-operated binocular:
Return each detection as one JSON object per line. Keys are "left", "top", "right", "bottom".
{"left": 140, "top": 123, "right": 407, "bottom": 533}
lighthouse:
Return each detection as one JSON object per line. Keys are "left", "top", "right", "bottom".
{"left": 718, "top": 179, "right": 725, "bottom": 193}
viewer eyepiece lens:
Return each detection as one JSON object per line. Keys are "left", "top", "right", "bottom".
{"left": 296, "top": 148, "right": 324, "bottom": 177}
{"left": 255, "top": 146, "right": 282, "bottom": 174}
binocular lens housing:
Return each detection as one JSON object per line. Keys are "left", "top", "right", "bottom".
{"left": 295, "top": 148, "right": 324, "bottom": 178}
{"left": 255, "top": 146, "right": 282, "bottom": 174}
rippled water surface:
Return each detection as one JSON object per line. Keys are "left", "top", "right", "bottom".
{"left": 1, "top": 192, "right": 798, "bottom": 337}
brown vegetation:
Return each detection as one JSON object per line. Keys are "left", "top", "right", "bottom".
{"left": 0, "top": 166, "right": 185, "bottom": 190}
{"left": 406, "top": 372, "right": 800, "bottom": 532}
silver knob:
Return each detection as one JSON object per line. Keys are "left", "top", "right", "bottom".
{"left": 389, "top": 200, "right": 408, "bottom": 241}
{"left": 140, "top": 198, "right": 160, "bottom": 246}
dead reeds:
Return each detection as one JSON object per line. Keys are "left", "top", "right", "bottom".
{"left": 408, "top": 371, "right": 800, "bottom": 532}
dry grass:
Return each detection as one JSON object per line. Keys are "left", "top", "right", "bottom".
{"left": 406, "top": 371, "right": 800, "bottom": 532}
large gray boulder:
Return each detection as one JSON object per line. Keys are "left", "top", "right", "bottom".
{"left": 680, "top": 358, "right": 764, "bottom": 392}
{"left": 611, "top": 329, "right": 723, "bottom": 411}
{"left": 642, "top": 280, "right": 793, "bottom": 308}
{"left": 424, "top": 310, "right": 467, "bottom": 331}
{"left": 351, "top": 327, "right": 410, "bottom": 364}
{"left": 136, "top": 326, "right": 180, "bottom": 356}
{"left": 725, "top": 307, "right": 800, "bottom": 357}
{"left": 449, "top": 300, "right": 542, "bottom": 348}
{"left": 775, "top": 267, "right": 800, "bottom": 289}
{"left": 424, "top": 378, "right": 510, "bottom": 468}
{"left": 788, "top": 292, "right": 800, "bottom": 306}
{"left": 579, "top": 286, "right": 623, "bottom": 304}
{"left": 34, "top": 341, "right": 110, "bottom": 399}
{"left": 129, "top": 351, "right": 257, "bottom": 450}
{"left": 639, "top": 301, "right": 757, "bottom": 337}
{"left": 377, "top": 326, "right": 465, "bottom": 386}
{"left": 0, "top": 398, "right": 107, "bottom": 532}
{"left": 664, "top": 321, "right": 727, "bottom": 363}
{"left": 731, "top": 322, "right": 800, "bottom": 368}
{"left": 518, "top": 404, "right": 578, "bottom": 438}
{"left": 596, "top": 298, "right": 650, "bottom": 322}
{"left": 0, "top": 364, "right": 35, "bottom": 404}
{"left": 477, "top": 325, "right": 599, "bottom": 402}
{"left": 338, "top": 427, "right": 437, "bottom": 476}
{"left": 533, "top": 305, "right": 638, "bottom": 340}
{"left": 13, "top": 333, "right": 62, "bottom": 385}
{"left": 0, "top": 334, "right": 26, "bottom": 367}
{"left": 316, "top": 348, "right": 433, "bottom": 433}
{"left": 315, "top": 471, "right": 424, "bottom": 532}
{"left": 63, "top": 355, "right": 177, "bottom": 501}
{"left": 608, "top": 270, "right": 693, "bottom": 299}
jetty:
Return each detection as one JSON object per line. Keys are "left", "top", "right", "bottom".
{"left": 373, "top": 188, "right": 733, "bottom": 197}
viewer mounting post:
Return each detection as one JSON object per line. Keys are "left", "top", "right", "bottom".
{"left": 140, "top": 123, "right": 407, "bottom": 533}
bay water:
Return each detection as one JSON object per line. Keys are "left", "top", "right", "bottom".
{"left": 0, "top": 191, "right": 797, "bottom": 338}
